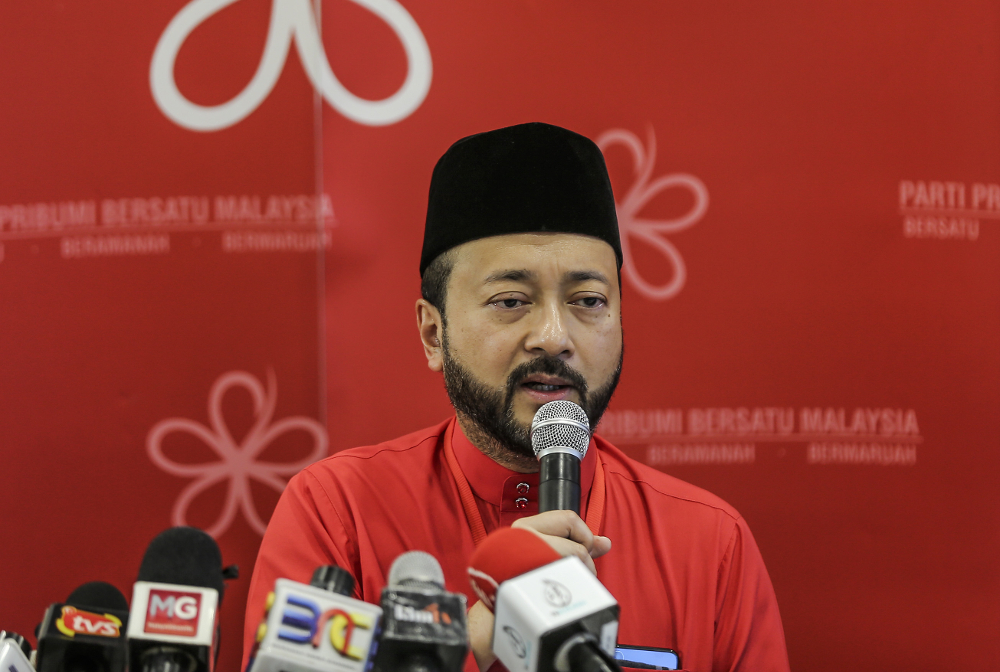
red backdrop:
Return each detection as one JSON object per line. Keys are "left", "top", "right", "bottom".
{"left": 1, "top": 2, "right": 998, "bottom": 670}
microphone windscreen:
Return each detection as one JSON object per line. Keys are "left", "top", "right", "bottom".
{"left": 66, "top": 581, "right": 129, "bottom": 611}
{"left": 387, "top": 550, "right": 446, "bottom": 589}
{"left": 530, "top": 400, "right": 591, "bottom": 458}
{"left": 137, "top": 526, "right": 225, "bottom": 598}
{"left": 467, "top": 528, "right": 560, "bottom": 611}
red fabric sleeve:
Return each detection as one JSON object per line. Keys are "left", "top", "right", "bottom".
{"left": 240, "top": 469, "right": 360, "bottom": 669}
{"left": 712, "top": 517, "right": 790, "bottom": 672}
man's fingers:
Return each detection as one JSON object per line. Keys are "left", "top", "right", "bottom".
{"left": 512, "top": 510, "right": 596, "bottom": 552}
{"left": 591, "top": 535, "right": 612, "bottom": 558}
{"left": 543, "top": 536, "right": 598, "bottom": 575}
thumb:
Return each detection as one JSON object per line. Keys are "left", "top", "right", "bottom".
{"left": 590, "top": 535, "right": 612, "bottom": 558}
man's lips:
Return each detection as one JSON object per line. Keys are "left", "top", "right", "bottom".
{"left": 517, "top": 375, "right": 578, "bottom": 402}
{"left": 519, "top": 374, "right": 574, "bottom": 392}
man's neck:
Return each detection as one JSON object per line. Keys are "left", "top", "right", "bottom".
{"left": 455, "top": 414, "right": 539, "bottom": 473}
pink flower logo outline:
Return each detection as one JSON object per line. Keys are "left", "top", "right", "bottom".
{"left": 147, "top": 369, "right": 327, "bottom": 537}
{"left": 596, "top": 126, "right": 709, "bottom": 301}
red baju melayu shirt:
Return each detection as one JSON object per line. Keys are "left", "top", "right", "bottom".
{"left": 242, "top": 418, "right": 789, "bottom": 672}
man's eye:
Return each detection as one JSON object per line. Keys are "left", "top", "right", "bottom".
{"left": 576, "top": 297, "right": 604, "bottom": 308}
{"left": 501, "top": 298, "right": 523, "bottom": 308}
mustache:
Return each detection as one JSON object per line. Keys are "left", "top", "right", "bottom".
{"left": 505, "top": 356, "right": 589, "bottom": 399}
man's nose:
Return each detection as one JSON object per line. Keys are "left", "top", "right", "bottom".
{"left": 524, "top": 302, "right": 573, "bottom": 359}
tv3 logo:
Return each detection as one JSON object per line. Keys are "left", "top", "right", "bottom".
{"left": 55, "top": 606, "right": 122, "bottom": 638}
{"left": 278, "top": 595, "right": 375, "bottom": 661}
{"left": 144, "top": 589, "right": 202, "bottom": 636}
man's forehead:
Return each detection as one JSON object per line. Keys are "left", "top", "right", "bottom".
{"left": 452, "top": 232, "right": 618, "bottom": 273}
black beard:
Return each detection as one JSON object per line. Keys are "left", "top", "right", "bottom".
{"left": 441, "top": 341, "right": 623, "bottom": 460}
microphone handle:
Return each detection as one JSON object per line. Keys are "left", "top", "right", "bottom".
{"left": 567, "top": 641, "right": 622, "bottom": 672}
{"left": 399, "top": 653, "right": 444, "bottom": 672}
{"left": 538, "top": 452, "right": 581, "bottom": 514}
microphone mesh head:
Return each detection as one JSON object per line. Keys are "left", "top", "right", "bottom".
{"left": 530, "top": 400, "right": 591, "bottom": 458}
{"left": 388, "top": 551, "right": 445, "bottom": 589}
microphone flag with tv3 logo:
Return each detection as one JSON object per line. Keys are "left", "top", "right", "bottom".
{"left": 468, "top": 527, "right": 621, "bottom": 672}
{"left": 372, "top": 551, "right": 468, "bottom": 672}
{"left": 531, "top": 401, "right": 592, "bottom": 515}
{"left": 126, "top": 527, "right": 230, "bottom": 672}
{"left": 0, "top": 631, "right": 35, "bottom": 672}
{"left": 35, "top": 581, "right": 130, "bottom": 672}
{"left": 246, "top": 564, "right": 382, "bottom": 672}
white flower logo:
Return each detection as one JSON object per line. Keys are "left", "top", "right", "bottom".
{"left": 147, "top": 369, "right": 327, "bottom": 536}
{"left": 150, "top": 0, "right": 432, "bottom": 131}
{"left": 596, "top": 127, "right": 709, "bottom": 301}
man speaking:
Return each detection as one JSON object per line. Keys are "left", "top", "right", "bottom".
{"left": 242, "top": 123, "right": 789, "bottom": 671}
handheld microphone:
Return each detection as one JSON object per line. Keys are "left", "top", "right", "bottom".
{"left": 246, "top": 564, "right": 382, "bottom": 672}
{"left": 0, "top": 631, "right": 34, "bottom": 672}
{"left": 372, "top": 551, "right": 469, "bottom": 672}
{"left": 35, "top": 581, "right": 130, "bottom": 672}
{"left": 531, "top": 401, "right": 592, "bottom": 515}
{"left": 126, "top": 527, "right": 227, "bottom": 672}
{"left": 468, "top": 527, "right": 621, "bottom": 672}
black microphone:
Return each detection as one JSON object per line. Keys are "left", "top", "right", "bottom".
{"left": 531, "top": 401, "right": 592, "bottom": 514}
{"left": 126, "top": 527, "right": 230, "bottom": 672}
{"left": 35, "top": 581, "right": 130, "bottom": 672}
{"left": 372, "top": 551, "right": 468, "bottom": 672}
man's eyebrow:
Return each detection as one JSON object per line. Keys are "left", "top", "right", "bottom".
{"left": 566, "top": 270, "right": 610, "bottom": 285}
{"left": 483, "top": 269, "right": 536, "bottom": 284}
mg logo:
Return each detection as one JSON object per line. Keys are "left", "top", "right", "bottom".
{"left": 144, "top": 589, "right": 202, "bottom": 636}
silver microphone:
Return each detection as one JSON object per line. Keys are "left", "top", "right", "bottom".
{"left": 530, "top": 401, "right": 592, "bottom": 514}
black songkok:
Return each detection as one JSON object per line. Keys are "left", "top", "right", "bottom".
{"left": 420, "top": 122, "right": 622, "bottom": 275}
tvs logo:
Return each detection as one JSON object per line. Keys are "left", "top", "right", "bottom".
{"left": 144, "top": 590, "right": 202, "bottom": 636}
{"left": 502, "top": 625, "right": 527, "bottom": 659}
{"left": 597, "top": 126, "right": 709, "bottom": 301}
{"left": 542, "top": 579, "right": 572, "bottom": 609}
{"left": 278, "top": 595, "right": 375, "bottom": 660}
{"left": 55, "top": 606, "right": 122, "bottom": 638}
{"left": 147, "top": 369, "right": 327, "bottom": 537}
{"left": 150, "top": 0, "right": 432, "bottom": 132}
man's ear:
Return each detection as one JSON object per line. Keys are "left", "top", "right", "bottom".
{"left": 416, "top": 299, "right": 444, "bottom": 372}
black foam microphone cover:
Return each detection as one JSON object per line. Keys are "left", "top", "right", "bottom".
{"left": 136, "top": 527, "right": 226, "bottom": 600}
{"left": 67, "top": 582, "right": 129, "bottom": 612}
{"left": 36, "top": 581, "right": 130, "bottom": 672}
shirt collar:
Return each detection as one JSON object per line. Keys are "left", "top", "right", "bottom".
{"left": 451, "top": 417, "right": 597, "bottom": 510}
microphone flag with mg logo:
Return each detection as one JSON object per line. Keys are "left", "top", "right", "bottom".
{"left": 126, "top": 527, "right": 229, "bottom": 672}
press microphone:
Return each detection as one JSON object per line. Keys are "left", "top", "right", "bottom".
{"left": 246, "top": 564, "right": 382, "bottom": 672}
{"left": 35, "top": 581, "right": 130, "bottom": 672}
{"left": 372, "top": 551, "right": 469, "bottom": 672}
{"left": 531, "top": 400, "right": 592, "bottom": 515}
{"left": 468, "top": 527, "right": 621, "bottom": 672}
{"left": 0, "top": 631, "right": 35, "bottom": 672}
{"left": 126, "top": 527, "right": 228, "bottom": 672}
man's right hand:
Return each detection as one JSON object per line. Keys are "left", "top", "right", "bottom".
{"left": 469, "top": 511, "right": 612, "bottom": 671}
{"left": 511, "top": 509, "right": 612, "bottom": 574}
